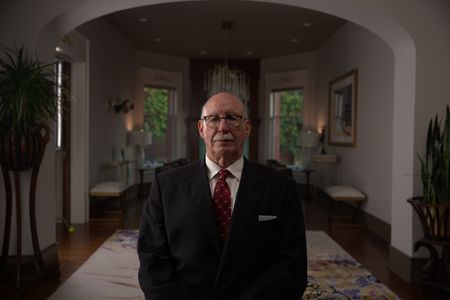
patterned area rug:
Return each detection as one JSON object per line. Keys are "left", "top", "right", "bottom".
{"left": 49, "top": 230, "right": 400, "bottom": 300}
{"left": 304, "top": 231, "right": 399, "bottom": 299}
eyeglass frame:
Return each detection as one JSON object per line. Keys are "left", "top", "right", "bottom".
{"left": 200, "top": 114, "right": 247, "bottom": 129}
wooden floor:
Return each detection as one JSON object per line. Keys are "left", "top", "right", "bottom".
{"left": 1, "top": 189, "right": 448, "bottom": 299}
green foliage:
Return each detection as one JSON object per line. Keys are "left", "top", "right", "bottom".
{"left": 143, "top": 87, "right": 168, "bottom": 141}
{"left": 418, "top": 105, "right": 450, "bottom": 203}
{"left": 0, "top": 45, "right": 65, "bottom": 135}
{"left": 279, "top": 90, "right": 303, "bottom": 163}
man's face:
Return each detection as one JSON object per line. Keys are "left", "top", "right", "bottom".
{"left": 198, "top": 92, "right": 251, "bottom": 166}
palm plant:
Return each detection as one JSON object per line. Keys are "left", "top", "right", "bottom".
{"left": 0, "top": 45, "right": 62, "bottom": 136}
{"left": 418, "top": 105, "right": 450, "bottom": 203}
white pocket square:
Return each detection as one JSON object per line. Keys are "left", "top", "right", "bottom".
{"left": 258, "top": 215, "right": 277, "bottom": 221}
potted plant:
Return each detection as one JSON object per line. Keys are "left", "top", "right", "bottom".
{"left": 408, "top": 105, "right": 450, "bottom": 290}
{"left": 0, "top": 45, "right": 68, "bottom": 281}
{"left": 409, "top": 105, "right": 450, "bottom": 239}
{"left": 0, "top": 45, "right": 64, "bottom": 167}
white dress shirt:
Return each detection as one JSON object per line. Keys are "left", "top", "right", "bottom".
{"left": 205, "top": 155, "right": 243, "bottom": 212}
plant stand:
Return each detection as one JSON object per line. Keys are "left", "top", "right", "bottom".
{"left": 408, "top": 198, "right": 450, "bottom": 293}
{"left": 413, "top": 239, "right": 450, "bottom": 293}
{"left": 0, "top": 127, "right": 59, "bottom": 293}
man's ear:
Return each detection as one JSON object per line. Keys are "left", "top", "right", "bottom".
{"left": 198, "top": 120, "right": 205, "bottom": 138}
{"left": 245, "top": 119, "right": 251, "bottom": 137}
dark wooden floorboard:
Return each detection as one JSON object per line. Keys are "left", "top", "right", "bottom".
{"left": 0, "top": 190, "right": 448, "bottom": 299}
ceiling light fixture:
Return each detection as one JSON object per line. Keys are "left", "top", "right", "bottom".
{"left": 204, "top": 21, "right": 249, "bottom": 105}
{"left": 139, "top": 17, "right": 148, "bottom": 22}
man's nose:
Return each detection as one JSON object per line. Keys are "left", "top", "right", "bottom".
{"left": 217, "top": 118, "right": 230, "bottom": 132}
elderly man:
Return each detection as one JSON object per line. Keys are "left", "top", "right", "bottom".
{"left": 138, "top": 92, "right": 307, "bottom": 300}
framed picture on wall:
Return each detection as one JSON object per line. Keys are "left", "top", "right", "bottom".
{"left": 328, "top": 69, "right": 358, "bottom": 147}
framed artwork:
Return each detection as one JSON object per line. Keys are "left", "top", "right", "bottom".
{"left": 328, "top": 69, "right": 358, "bottom": 147}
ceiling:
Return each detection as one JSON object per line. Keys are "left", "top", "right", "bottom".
{"left": 104, "top": 1, "right": 346, "bottom": 59}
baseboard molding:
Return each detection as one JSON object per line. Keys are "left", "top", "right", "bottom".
{"left": 41, "top": 242, "right": 60, "bottom": 278}
{"left": 344, "top": 205, "right": 426, "bottom": 283}
{"left": 361, "top": 211, "right": 391, "bottom": 243}
{"left": 332, "top": 200, "right": 391, "bottom": 243}
{"left": 388, "top": 246, "right": 427, "bottom": 282}
{"left": 353, "top": 206, "right": 427, "bottom": 283}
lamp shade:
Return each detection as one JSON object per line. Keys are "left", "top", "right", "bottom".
{"left": 300, "top": 131, "right": 319, "bottom": 147}
{"left": 132, "top": 130, "right": 152, "bottom": 145}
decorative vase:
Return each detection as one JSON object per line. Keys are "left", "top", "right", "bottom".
{"left": 0, "top": 131, "right": 46, "bottom": 171}
{"left": 408, "top": 197, "right": 450, "bottom": 243}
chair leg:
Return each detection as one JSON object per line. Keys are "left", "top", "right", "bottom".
{"left": 89, "top": 195, "right": 123, "bottom": 226}
{"left": 350, "top": 202, "right": 362, "bottom": 223}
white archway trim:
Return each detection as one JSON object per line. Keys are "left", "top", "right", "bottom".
{"left": 35, "top": 0, "right": 416, "bottom": 257}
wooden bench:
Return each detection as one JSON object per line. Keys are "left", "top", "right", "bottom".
{"left": 325, "top": 185, "right": 366, "bottom": 228}
{"left": 89, "top": 182, "right": 129, "bottom": 227}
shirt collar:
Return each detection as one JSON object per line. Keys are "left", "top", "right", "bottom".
{"left": 205, "top": 155, "right": 244, "bottom": 181}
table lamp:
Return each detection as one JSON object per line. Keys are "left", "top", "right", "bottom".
{"left": 132, "top": 130, "right": 152, "bottom": 167}
{"left": 300, "top": 130, "right": 319, "bottom": 168}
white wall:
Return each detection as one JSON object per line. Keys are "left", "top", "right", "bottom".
{"left": 76, "top": 18, "right": 136, "bottom": 189}
{"left": 317, "top": 22, "right": 395, "bottom": 224}
{"left": 73, "top": 21, "right": 190, "bottom": 223}
{"left": 380, "top": 0, "right": 450, "bottom": 257}
{"left": 259, "top": 23, "right": 395, "bottom": 225}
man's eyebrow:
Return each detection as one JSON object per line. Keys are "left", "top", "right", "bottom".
{"left": 204, "top": 113, "right": 239, "bottom": 116}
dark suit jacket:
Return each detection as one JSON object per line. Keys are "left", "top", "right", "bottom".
{"left": 138, "top": 159, "right": 307, "bottom": 300}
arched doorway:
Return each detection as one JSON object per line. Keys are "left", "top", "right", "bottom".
{"left": 34, "top": 0, "right": 416, "bottom": 268}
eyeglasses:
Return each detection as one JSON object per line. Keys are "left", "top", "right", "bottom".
{"left": 201, "top": 114, "right": 244, "bottom": 128}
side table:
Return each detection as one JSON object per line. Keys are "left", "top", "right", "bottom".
{"left": 137, "top": 167, "right": 155, "bottom": 198}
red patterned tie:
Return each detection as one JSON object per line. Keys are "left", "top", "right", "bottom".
{"left": 213, "top": 169, "right": 232, "bottom": 240}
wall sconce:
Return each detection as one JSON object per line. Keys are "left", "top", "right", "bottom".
{"left": 107, "top": 98, "right": 135, "bottom": 114}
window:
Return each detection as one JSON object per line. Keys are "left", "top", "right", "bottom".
{"left": 143, "top": 86, "right": 176, "bottom": 162}
{"left": 269, "top": 89, "right": 304, "bottom": 165}
{"left": 55, "top": 60, "right": 64, "bottom": 149}
{"left": 54, "top": 58, "right": 71, "bottom": 150}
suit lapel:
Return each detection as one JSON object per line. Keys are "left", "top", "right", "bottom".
{"left": 185, "top": 160, "right": 222, "bottom": 258}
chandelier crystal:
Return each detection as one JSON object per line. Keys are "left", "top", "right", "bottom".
{"left": 204, "top": 21, "right": 249, "bottom": 104}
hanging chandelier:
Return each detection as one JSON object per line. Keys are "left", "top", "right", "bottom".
{"left": 204, "top": 21, "right": 249, "bottom": 104}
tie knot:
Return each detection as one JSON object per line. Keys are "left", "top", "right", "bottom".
{"left": 218, "top": 169, "right": 229, "bottom": 181}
